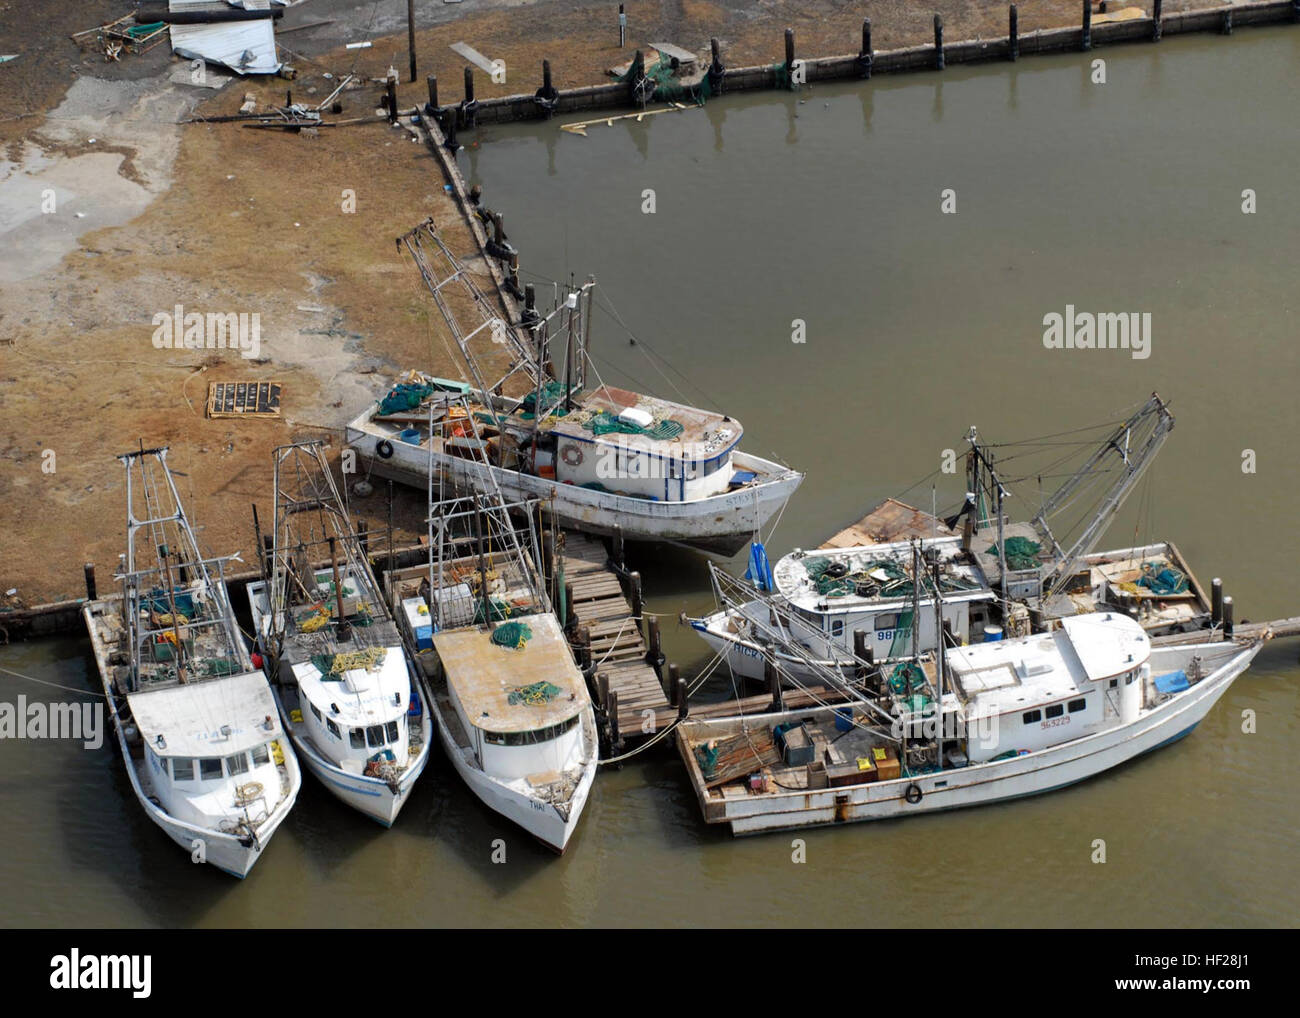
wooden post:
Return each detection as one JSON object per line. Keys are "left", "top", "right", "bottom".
{"left": 1211, "top": 577, "right": 1223, "bottom": 624}
{"left": 629, "top": 570, "right": 643, "bottom": 633}
{"left": 576, "top": 625, "right": 592, "bottom": 671}
{"left": 783, "top": 27, "right": 795, "bottom": 70}
{"left": 1081, "top": 0, "right": 1092, "bottom": 52}
{"left": 1009, "top": 4, "right": 1019, "bottom": 61}
{"left": 859, "top": 18, "right": 873, "bottom": 79}
{"left": 492, "top": 212, "right": 505, "bottom": 248}
{"left": 708, "top": 37, "right": 724, "bottom": 94}
{"left": 1222, "top": 596, "right": 1234, "bottom": 638}
{"left": 386, "top": 77, "right": 398, "bottom": 124}
{"left": 563, "top": 579, "right": 574, "bottom": 628}
{"left": 83, "top": 562, "right": 97, "bottom": 601}
{"left": 461, "top": 66, "right": 475, "bottom": 127}
{"left": 597, "top": 671, "right": 609, "bottom": 709}
{"left": 666, "top": 661, "right": 680, "bottom": 703}
{"left": 357, "top": 518, "right": 368, "bottom": 557}
{"left": 508, "top": 251, "right": 520, "bottom": 294}
{"left": 440, "top": 107, "right": 457, "bottom": 149}
{"left": 646, "top": 615, "right": 662, "bottom": 666}
{"left": 612, "top": 523, "right": 625, "bottom": 570}
{"left": 1152, "top": 0, "right": 1163, "bottom": 41}
{"left": 676, "top": 676, "right": 688, "bottom": 719}
{"left": 1221, "top": 8, "right": 1232, "bottom": 33}
{"left": 608, "top": 690, "right": 621, "bottom": 750}
{"left": 542, "top": 58, "right": 553, "bottom": 96}
{"left": 407, "top": 0, "right": 417, "bottom": 82}
{"left": 618, "top": 3, "right": 626, "bottom": 48}
{"left": 767, "top": 659, "right": 784, "bottom": 713}
{"left": 426, "top": 74, "right": 438, "bottom": 112}
{"left": 934, "top": 14, "right": 945, "bottom": 70}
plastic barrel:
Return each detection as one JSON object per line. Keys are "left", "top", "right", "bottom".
{"left": 399, "top": 428, "right": 421, "bottom": 445}
{"left": 834, "top": 707, "right": 854, "bottom": 732}
{"left": 983, "top": 625, "right": 1003, "bottom": 643}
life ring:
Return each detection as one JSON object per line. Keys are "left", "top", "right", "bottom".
{"left": 560, "top": 444, "right": 583, "bottom": 467}
{"left": 904, "top": 783, "right": 923, "bottom": 805}
{"left": 234, "top": 781, "right": 264, "bottom": 806}
{"left": 376, "top": 439, "right": 395, "bottom": 459}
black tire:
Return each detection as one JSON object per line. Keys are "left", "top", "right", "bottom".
{"left": 904, "top": 783, "right": 923, "bottom": 805}
{"left": 376, "top": 439, "right": 395, "bottom": 460}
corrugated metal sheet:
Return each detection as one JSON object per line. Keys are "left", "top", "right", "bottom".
{"left": 169, "top": 18, "right": 279, "bottom": 75}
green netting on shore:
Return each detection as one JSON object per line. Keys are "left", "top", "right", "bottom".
{"left": 987, "top": 536, "right": 1042, "bottom": 571}
{"left": 618, "top": 55, "right": 715, "bottom": 105}
{"left": 582, "top": 409, "right": 684, "bottom": 441}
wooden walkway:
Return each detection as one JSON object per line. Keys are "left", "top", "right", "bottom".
{"left": 561, "top": 532, "right": 671, "bottom": 741}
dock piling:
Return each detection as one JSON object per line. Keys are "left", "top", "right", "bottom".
{"left": 784, "top": 27, "right": 795, "bottom": 71}
{"left": 767, "top": 659, "right": 784, "bottom": 713}
{"left": 407, "top": 0, "right": 417, "bottom": 81}
{"left": 859, "top": 19, "right": 873, "bottom": 79}
{"left": 576, "top": 625, "right": 592, "bottom": 671}
{"left": 1211, "top": 577, "right": 1223, "bottom": 624}
{"left": 612, "top": 523, "right": 625, "bottom": 570}
{"left": 1082, "top": 0, "right": 1092, "bottom": 52}
{"left": 1153, "top": 0, "right": 1163, "bottom": 41}
{"left": 1221, "top": 8, "right": 1233, "bottom": 33}
{"left": 1009, "top": 4, "right": 1019, "bottom": 60}
{"left": 646, "top": 615, "right": 663, "bottom": 667}
{"left": 709, "top": 37, "right": 725, "bottom": 93}
{"left": 608, "top": 690, "right": 621, "bottom": 751}
{"left": 1223, "top": 596, "right": 1234, "bottom": 637}
{"left": 83, "top": 562, "right": 96, "bottom": 601}
{"left": 666, "top": 661, "right": 680, "bottom": 704}
{"left": 629, "top": 570, "right": 643, "bottom": 632}
{"left": 677, "top": 677, "right": 688, "bottom": 719}
{"left": 934, "top": 14, "right": 945, "bottom": 70}
{"left": 460, "top": 66, "right": 477, "bottom": 128}
{"left": 598, "top": 671, "right": 609, "bottom": 709}
{"left": 425, "top": 74, "right": 438, "bottom": 113}
{"left": 385, "top": 77, "right": 398, "bottom": 124}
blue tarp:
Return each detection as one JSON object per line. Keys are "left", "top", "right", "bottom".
{"left": 745, "top": 541, "right": 775, "bottom": 592}
{"left": 1154, "top": 670, "right": 1190, "bottom": 695}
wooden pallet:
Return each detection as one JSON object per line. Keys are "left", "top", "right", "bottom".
{"left": 206, "top": 380, "right": 283, "bottom": 419}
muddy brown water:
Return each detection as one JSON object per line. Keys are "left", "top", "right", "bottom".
{"left": 3, "top": 29, "right": 1298, "bottom": 927}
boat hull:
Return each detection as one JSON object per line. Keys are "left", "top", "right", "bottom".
{"left": 431, "top": 703, "right": 597, "bottom": 853}
{"left": 271, "top": 682, "right": 433, "bottom": 828}
{"left": 678, "top": 641, "right": 1260, "bottom": 834}
{"left": 346, "top": 411, "right": 802, "bottom": 556}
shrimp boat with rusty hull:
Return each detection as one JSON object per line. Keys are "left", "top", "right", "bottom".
{"left": 246, "top": 440, "right": 432, "bottom": 828}
{"left": 344, "top": 220, "right": 802, "bottom": 556}
{"left": 680, "top": 559, "right": 1263, "bottom": 834}
{"left": 387, "top": 395, "right": 598, "bottom": 852}
{"left": 82, "top": 446, "right": 301, "bottom": 877}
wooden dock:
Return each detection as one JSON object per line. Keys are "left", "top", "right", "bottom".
{"left": 560, "top": 531, "right": 671, "bottom": 744}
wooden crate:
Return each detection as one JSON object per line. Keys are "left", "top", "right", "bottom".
{"left": 207, "top": 381, "right": 283, "bottom": 419}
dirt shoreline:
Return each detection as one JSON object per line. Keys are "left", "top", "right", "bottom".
{"left": 0, "top": 0, "right": 1233, "bottom": 607}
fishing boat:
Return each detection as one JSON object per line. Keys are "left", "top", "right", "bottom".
{"left": 82, "top": 446, "right": 300, "bottom": 877}
{"left": 387, "top": 396, "right": 598, "bottom": 852}
{"left": 680, "top": 564, "right": 1263, "bottom": 833}
{"left": 344, "top": 219, "right": 802, "bottom": 556}
{"left": 246, "top": 441, "right": 432, "bottom": 827}
{"left": 690, "top": 395, "right": 1210, "bottom": 679}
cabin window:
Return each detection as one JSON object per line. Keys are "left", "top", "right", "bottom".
{"left": 386, "top": 721, "right": 400, "bottom": 743}
{"left": 875, "top": 614, "right": 898, "bottom": 631}
{"left": 172, "top": 758, "right": 195, "bottom": 781}
{"left": 251, "top": 744, "right": 270, "bottom": 767}
{"left": 1045, "top": 704, "right": 1064, "bottom": 719}
{"left": 482, "top": 714, "right": 580, "bottom": 746}
{"left": 830, "top": 619, "right": 845, "bottom": 637}
{"left": 309, "top": 701, "right": 323, "bottom": 721}
{"left": 350, "top": 728, "right": 366, "bottom": 749}
{"left": 1068, "top": 698, "right": 1087, "bottom": 713}
{"left": 1125, "top": 673, "right": 1135, "bottom": 685}
{"left": 226, "top": 753, "right": 249, "bottom": 776}
{"left": 367, "top": 725, "right": 385, "bottom": 748}
{"left": 1022, "top": 710, "right": 1041, "bottom": 724}
{"left": 326, "top": 719, "right": 341, "bottom": 739}
{"left": 1109, "top": 679, "right": 1118, "bottom": 689}
{"left": 199, "top": 758, "right": 223, "bottom": 781}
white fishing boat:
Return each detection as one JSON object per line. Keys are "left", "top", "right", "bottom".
{"left": 82, "top": 446, "right": 300, "bottom": 877}
{"left": 246, "top": 441, "right": 432, "bottom": 827}
{"left": 344, "top": 219, "right": 802, "bottom": 556}
{"left": 679, "top": 607, "right": 1263, "bottom": 833}
{"left": 387, "top": 396, "right": 598, "bottom": 852}
{"left": 690, "top": 395, "right": 1205, "bottom": 678}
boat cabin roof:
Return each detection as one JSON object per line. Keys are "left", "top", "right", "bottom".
{"left": 773, "top": 537, "right": 993, "bottom": 612}
{"left": 126, "top": 670, "right": 281, "bottom": 758}
{"left": 432, "top": 612, "right": 587, "bottom": 733}
{"left": 288, "top": 636, "right": 410, "bottom": 727}
{"left": 546, "top": 385, "right": 741, "bottom": 457}
{"left": 946, "top": 612, "right": 1149, "bottom": 720}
